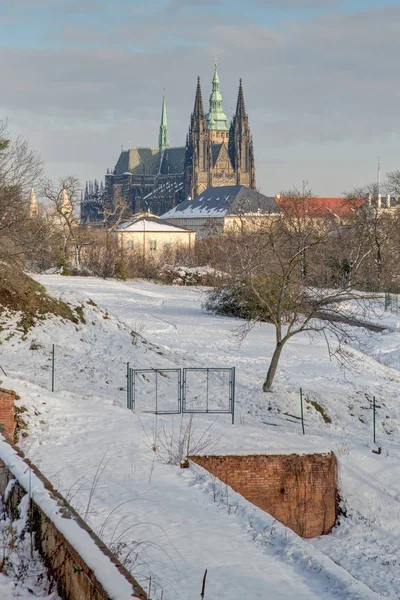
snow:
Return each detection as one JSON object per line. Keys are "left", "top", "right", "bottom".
{"left": 116, "top": 219, "right": 192, "bottom": 233}
{"left": 0, "top": 440, "right": 143, "bottom": 600}
{"left": 2, "top": 274, "right": 400, "bottom": 597}
{"left": 0, "top": 486, "right": 59, "bottom": 600}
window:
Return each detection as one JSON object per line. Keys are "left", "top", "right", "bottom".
{"left": 126, "top": 239, "right": 134, "bottom": 250}
{"left": 149, "top": 240, "right": 157, "bottom": 251}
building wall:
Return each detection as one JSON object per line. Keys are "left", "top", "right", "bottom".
{"left": 117, "top": 230, "right": 195, "bottom": 255}
{"left": 190, "top": 453, "right": 338, "bottom": 538}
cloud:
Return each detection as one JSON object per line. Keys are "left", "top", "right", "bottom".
{"left": 0, "top": 1, "right": 399, "bottom": 193}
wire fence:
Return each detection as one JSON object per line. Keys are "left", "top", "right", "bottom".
{"left": 2, "top": 341, "right": 400, "bottom": 447}
{"left": 265, "top": 385, "right": 400, "bottom": 450}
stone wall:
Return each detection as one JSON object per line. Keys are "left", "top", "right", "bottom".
{"left": 0, "top": 432, "right": 147, "bottom": 600}
{"left": 190, "top": 453, "right": 338, "bottom": 538}
{"left": 0, "top": 388, "right": 16, "bottom": 440}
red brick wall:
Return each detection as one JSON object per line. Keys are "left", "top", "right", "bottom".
{"left": 190, "top": 453, "right": 338, "bottom": 538}
{"left": 0, "top": 388, "right": 15, "bottom": 441}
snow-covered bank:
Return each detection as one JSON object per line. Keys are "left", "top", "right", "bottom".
{"left": 2, "top": 274, "right": 400, "bottom": 597}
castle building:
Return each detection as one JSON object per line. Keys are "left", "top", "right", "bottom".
{"left": 81, "top": 66, "right": 257, "bottom": 222}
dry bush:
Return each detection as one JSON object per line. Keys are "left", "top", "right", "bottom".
{"left": 155, "top": 415, "right": 220, "bottom": 466}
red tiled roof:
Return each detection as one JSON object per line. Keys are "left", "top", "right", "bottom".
{"left": 275, "top": 196, "right": 365, "bottom": 218}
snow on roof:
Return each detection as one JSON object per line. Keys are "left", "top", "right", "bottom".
{"left": 161, "top": 186, "right": 279, "bottom": 220}
{"left": 116, "top": 216, "right": 193, "bottom": 233}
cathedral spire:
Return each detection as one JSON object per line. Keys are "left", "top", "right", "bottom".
{"left": 228, "top": 78, "right": 256, "bottom": 189}
{"left": 193, "top": 76, "right": 205, "bottom": 121}
{"left": 158, "top": 93, "right": 169, "bottom": 152}
{"left": 206, "top": 62, "right": 229, "bottom": 143}
{"left": 235, "top": 78, "right": 247, "bottom": 120}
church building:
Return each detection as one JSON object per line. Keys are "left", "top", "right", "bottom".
{"left": 81, "top": 65, "right": 257, "bottom": 221}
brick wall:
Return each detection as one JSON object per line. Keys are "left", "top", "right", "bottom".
{"left": 190, "top": 453, "right": 338, "bottom": 538}
{"left": 0, "top": 388, "right": 16, "bottom": 440}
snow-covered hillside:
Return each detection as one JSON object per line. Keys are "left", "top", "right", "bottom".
{"left": 2, "top": 274, "right": 400, "bottom": 598}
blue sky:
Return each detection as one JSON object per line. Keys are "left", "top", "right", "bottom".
{"left": 0, "top": 0, "right": 399, "bottom": 195}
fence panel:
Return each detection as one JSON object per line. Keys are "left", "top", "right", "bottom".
{"left": 130, "top": 368, "right": 181, "bottom": 414}
{"left": 182, "top": 368, "right": 234, "bottom": 417}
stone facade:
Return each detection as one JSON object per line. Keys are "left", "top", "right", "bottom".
{"left": 184, "top": 77, "right": 256, "bottom": 200}
{"left": 190, "top": 453, "right": 338, "bottom": 538}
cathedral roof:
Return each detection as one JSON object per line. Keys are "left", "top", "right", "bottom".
{"left": 114, "top": 146, "right": 185, "bottom": 176}
{"left": 160, "top": 147, "right": 186, "bottom": 175}
{"left": 115, "top": 148, "right": 160, "bottom": 176}
{"left": 161, "top": 186, "right": 278, "bottom": 219}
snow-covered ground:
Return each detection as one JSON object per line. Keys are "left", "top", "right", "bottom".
{"left": 2, "top": 275, "right": 400, "bottom": 598}
{"left": 0, "top": 491, "right": 59, "bottom": 600}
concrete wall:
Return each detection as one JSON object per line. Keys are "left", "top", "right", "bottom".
{"left": 190, "top": 453, "right": 338, "bottom": 538}
{"left": 0, "top": 432, "right": 147, "bottom": 600}
{"left": 0, "top": 388, "right": 16, "bottom": 440}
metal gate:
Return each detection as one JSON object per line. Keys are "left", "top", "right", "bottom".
{"left": 127, "top": 365, "right": 235, "bottom": 423}
{"left": 127, "top": 367, "right": 181, "bottom": 414}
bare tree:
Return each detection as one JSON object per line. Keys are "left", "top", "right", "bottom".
{"left": 0, "top": 121, "right": 43, "bottom": 265}
{"left": 345, "top": 182, "right": 400, "bottom": 291}
{"left": 205, "top": 187, "right": 373, "bottom": 392}
{"left": 40, "top": 176, "right": 93, "bottom": 269}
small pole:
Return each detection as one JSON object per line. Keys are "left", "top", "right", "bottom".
{"left": 300, "top": 387, "right": 305, "bottom": 435}
{"left": 51, "top": 344, "right": 55, "bottom": 392}
{"left": 201, "top": 569, "right": 208, "bottom": 599}
{"left": 155, "top": 370, "right": 158, "bottom": 414}
{"left": 206, "top": 368, "right": 209, "bottom": 413}
{"left": 126, "top": 362, "right": 130, "bottom": 409}
{"left": 231, "top": 367, "right": 235, "bottom": 425}
{"left": 373, "top": 395, "right": 376, "bottom": 445}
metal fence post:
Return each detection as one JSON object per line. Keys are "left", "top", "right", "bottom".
{"left": 231, "top": 367, "right": 235, "bottom": 425}
{"left": 126, "top": 362, "right": 130, "bottom": 409}
{"left": 51, "top": 344, "right": 55, "bottom": 392}
{"left": 155, "top": 369, "right": 158, "bottom": 414}
{"left": 373, "top": 395, "right": 376, "bottom": 444}
{"left": 300, "top": 387, "right": 305, "bottom": 435}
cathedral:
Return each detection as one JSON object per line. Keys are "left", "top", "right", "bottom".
{"left": 81, "top": 65, "right": 256, "bottom": 221}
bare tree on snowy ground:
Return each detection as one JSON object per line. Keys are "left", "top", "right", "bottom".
{"left": 205, "top": 185, "right": 376, "bottom": 392}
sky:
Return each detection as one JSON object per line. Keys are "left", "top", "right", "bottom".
{"left": 0, "top": 0, "right": 400, "bottom": 196}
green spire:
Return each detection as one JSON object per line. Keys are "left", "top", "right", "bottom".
{"left": 206, "top": 61, "right": 229, "bottom": 132}
{"left": 158, "top": 93, "right": 169, "bottom": 152}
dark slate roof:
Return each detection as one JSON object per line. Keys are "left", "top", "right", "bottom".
{"left": 114, "top": 146, "right": 185, "bottom": 176}
{"left": 211, "top": 144, "right": 222, "bottom": 166}
{"left": 160, "top": 147, "right": 185, "bottom": 175}
{"left": 114, "top": 148, "right": 161, "bottom": 176}
{"left": 161, "top": 186, "right": 279, "bottom": 219}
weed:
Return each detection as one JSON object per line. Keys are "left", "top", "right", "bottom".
{"left": 305, "top": 398, "right": 332, "bottom": 424}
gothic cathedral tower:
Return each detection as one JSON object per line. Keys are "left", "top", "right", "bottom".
{"left": 229, "top": 79, "right": 256, "bottom": 189}
{"left": 184, "top": 68, "right": 256, "bottom": 199}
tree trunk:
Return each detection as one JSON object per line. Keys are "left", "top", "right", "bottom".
{"left": 262, "top": 340, "right": 285, "bottom": 392}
